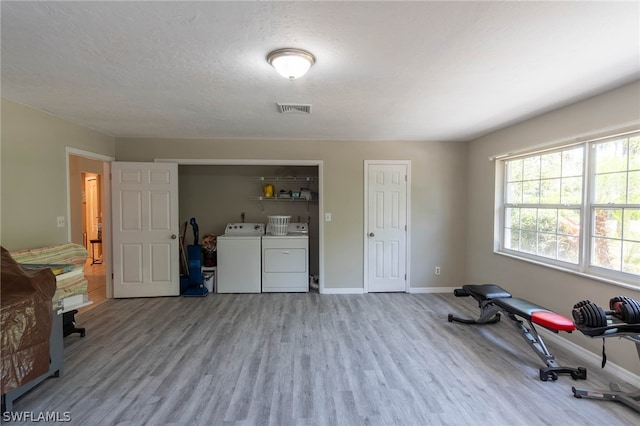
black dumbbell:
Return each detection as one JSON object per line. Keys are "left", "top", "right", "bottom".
{"left": 572, "top": 300, "right": 607, "bottom": 327}
{"left": 609, "top": 296, "right": 640, "bottom": 324}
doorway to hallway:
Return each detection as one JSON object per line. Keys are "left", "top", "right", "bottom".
{"left": 67, "top": 148, "right": 113, "bottom": 311}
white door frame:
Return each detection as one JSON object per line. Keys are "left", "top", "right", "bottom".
{"left": 66, "top": 147, "right": 115, "bottom": 298}
{"left": 155, "top": 158, "right": 325, "bottom": 294}
{"left": 363, "top": 160, "right": 411, "bottom": 293}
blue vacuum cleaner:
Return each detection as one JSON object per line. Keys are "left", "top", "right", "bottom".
{"left": 183, "top": 217, "right": 208, "bottom": 297}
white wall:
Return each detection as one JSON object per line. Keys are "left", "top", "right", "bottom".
{"left": 115, "top": 138, "right": 469, "bottom": 292}
{"left": 465, "top": 80, "right": 640, "bottom": 375}
{"left": 1, "top": 99, "right": 115, "bottom": 251}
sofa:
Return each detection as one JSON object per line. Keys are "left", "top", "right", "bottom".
{"left": 1, "top": 246, "right": 60, "bottom": 413}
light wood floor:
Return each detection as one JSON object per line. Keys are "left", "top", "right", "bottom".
{"left": 79, "top": 258, "right": 106, "bottom": 314}
{"left": 11, "top": 293, "right": 639, "bottom": 425}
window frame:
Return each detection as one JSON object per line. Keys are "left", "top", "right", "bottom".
{"left": 496, "top": 130, "right": 640, "bottom": 289}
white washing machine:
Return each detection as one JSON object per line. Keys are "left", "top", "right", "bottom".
{"left": 217, "top": 223, "right": 265, "bottom": 293}
{"left": 262, "top": 223, "right": 309, "bottom": 292}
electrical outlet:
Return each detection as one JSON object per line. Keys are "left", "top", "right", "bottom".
{"left": 435, "top": 266, "right": 441, "bottom": 275}
{"left": 56, "top": 216, "right": 65, "bottom": 228}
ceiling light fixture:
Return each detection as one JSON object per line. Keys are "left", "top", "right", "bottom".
{"left": 267, "top": 48, "right": 316, "bottom": 80}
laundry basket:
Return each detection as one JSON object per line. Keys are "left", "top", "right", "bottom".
{"left": 268, "top": 215, "right": 291, "bottom": 235}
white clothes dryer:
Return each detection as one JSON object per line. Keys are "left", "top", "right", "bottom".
{"left": 261, "top": 223, "right": 309, "bottom": 292}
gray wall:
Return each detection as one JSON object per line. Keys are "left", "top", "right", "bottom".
{"left": 5, "top": 82, "right": 637, "bottom": 375}
{"left": 115, "top": 138, "right": 469, "bottom": 291}
{"left": 1, "top": 99, "right": 115, "bottom": 251}
{"left": 465, "top": 80, "right": 640, "bottom": 375}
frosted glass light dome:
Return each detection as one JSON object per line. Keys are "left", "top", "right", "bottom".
{"left": 267, "top": 48, "right": 316, "bottom": 80}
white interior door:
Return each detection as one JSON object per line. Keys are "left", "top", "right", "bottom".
{"left": 112, "top": 162, "right": 179, "bottom": 298}
{"left": 365, "top": 162, "right": 409, "bottom": 292}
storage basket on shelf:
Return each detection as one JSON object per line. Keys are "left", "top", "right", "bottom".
{"left": 267, "top": 215, "right": 291, "bottom": 235}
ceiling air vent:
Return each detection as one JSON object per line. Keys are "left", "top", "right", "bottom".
{"left": 277, "top": 103, "right": 312, "bottom": 114}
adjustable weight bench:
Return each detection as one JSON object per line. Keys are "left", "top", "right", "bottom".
{"left": 448, "top": 284, "right": 587, "bottom": 382}
{"left": 571, "top": 297, "right": 640, "bottom": 413}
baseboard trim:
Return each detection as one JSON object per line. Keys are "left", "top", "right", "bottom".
{"left": 321, "top": 287, "right": 364, "bottom": 294}
{"left": 320, "top": 287, "right": 455, "bottom": 294}
{"left": 540, "top": 328, "right": 640, "bottom": 388}
{"left": 409, "top": 286, "right": 455, "bottom": 294}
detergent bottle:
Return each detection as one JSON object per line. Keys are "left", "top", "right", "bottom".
{"left": 263, "top": 183, "right": 274, "bottom": 197}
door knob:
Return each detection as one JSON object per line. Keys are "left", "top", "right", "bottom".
{"left": 369, "top": 232, "right": 375, "bottom": 237}
{"left": 171, "top": 234, "right": 177, "bottom": 239}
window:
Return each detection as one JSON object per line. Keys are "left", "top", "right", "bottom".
{"left": 591, "top": 136, "right": 640, "bottom": 276}
{"left": 499, "top": 131, "right": 640, "bottom": 287}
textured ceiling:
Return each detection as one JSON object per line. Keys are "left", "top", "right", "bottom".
{"left": 1, "top": 1, "right": 639, "bottom": 142}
